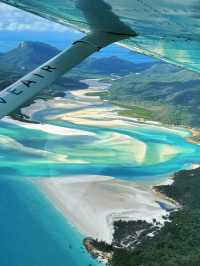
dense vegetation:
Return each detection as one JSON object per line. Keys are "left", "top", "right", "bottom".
{"left": 99, "top": 63, "right": 200, "bottom": 127}
{"left": 110, "top": 167, "right": 200, "bottom": 266}
{"left": 0, "top": 41, "right": 152, "bottom": 77}
{"left": 2, "top": 41, "right": 200, "bottom": 266}
{"left": 0, "top": 41, "right": 60, "bottom": 72}
{"left": 113, "top": 220, "right": 156, "bottom": 250}
{"left": 0, "top": 42, "right": 90, "bottom": 120}
{"left": 1, "top": 41, "right": 200, "bottom": 127}
{"left": 93, "top": 168, "right": 200, "bottom": 265}
{"left": 92, "top": 239, "right": 113, "bottom": 253}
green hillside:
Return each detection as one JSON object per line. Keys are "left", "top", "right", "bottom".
{"left": 0, "top": 42, "right": 151, "bottom": 76}
{"left": 0, "top": 42, "right": 60, "bottom": 73}
{"left": 1, "top": 41, "right": 200, "bottom": 127}
{"left": 101, "top": 63, "right": 200, "bottom": 127}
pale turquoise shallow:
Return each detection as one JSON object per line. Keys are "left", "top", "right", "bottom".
{"left": 0, "top": 34, "right": 200, "bottom": 263}
{"left": 0, "top": 107, "right": 199, "bottom": 266}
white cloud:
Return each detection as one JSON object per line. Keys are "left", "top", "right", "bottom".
{"left": 0, "top": 2, "right": 71, "bottom": 32}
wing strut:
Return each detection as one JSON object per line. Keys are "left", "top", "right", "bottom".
{"left": 0, "top": 32, "right": 129, "bottom": 119}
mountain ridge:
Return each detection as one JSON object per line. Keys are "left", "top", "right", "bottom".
{"left": 0, "top": 41, "right": 199, "bottom": 126}
{"left": 0, "top": 41, "right": 156, "bottom": 75}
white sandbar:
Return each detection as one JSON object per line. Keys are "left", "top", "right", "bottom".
{"left": 37, "top": 175, "right": 175, "bottom": 244}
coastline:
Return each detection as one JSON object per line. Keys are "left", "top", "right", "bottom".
{"left": 36, "top": 175, "right": 177, "bottom": 244}
{"left": 106, "top": 167, "right": 200, "bottom": 266}
{"left": 186, "top": 127, "right": 200, "bottom": 145}
{"left": 93, "top": 86, "right": 200, "bottom": 145}
{"left": 7, "top": 78, "right": 200, "bottom": 264}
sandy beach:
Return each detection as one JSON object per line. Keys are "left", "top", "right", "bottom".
{"left": 37, "top": 176, "right": 176, "bottom": 244}
{"left": 5, "top": 78, "right": 198, "bottom": 247}
{"left": 187, "top": 127, "right": 200, "bottom": 145}
{"left": 3, "top": 117, "right": 96, "bottom": 137}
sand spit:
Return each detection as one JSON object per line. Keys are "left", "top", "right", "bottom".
{"left": 3, "top": 117, "right": 96, "bottom": 137}
{"left": 37, "top": 176, "right": 176, "bottom": 244}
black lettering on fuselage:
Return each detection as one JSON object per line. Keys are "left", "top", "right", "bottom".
{"left": 33, "top": 73, "right": 44, "bottom": 78}
{"left": 21, "top": 80, "right": 37, "bottom": 88}
{"left": 8, "top": 87, "right": 24, "bottom": 96}
{"left": 41, "top": 65, "right": 56, "bottom": 72}
{"left": 0, "top": 97, "right": 7, "bottom": 104}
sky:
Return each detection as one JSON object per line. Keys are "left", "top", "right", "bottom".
{"left": 0, "top": 2, "right": 71, "bottom": 32}
{"left": 0, "top": 2, "right": 84, "bottom": 52}
{"left": 0, "top": 2, "right": 155, "bottom": 63}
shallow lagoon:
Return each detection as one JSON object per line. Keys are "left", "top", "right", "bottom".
{"left": 0, "top": 80, "right": 199, "bottom": 266}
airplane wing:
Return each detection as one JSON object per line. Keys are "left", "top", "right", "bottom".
{"left": 1, "top": 0, "right": 200, "bottom": 73}
{"left": 0, "top": 0, "right": 200, "bottom": 119}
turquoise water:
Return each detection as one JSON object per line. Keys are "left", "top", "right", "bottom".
{"left": 0, "top": 177, "right": 100, "bottom": 266}
{"left": 0, "top": 83, "right": 199, "bottom": 266}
